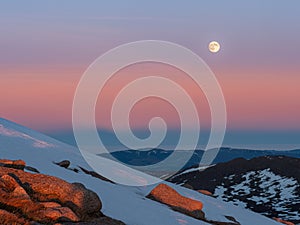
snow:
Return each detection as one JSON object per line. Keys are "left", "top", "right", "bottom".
{"left": 0, "top": 124, "right": 55, "bottom": 148}
{"left": 0, "top": 118, "right": 281, "bottom": 225}
{"left": 177, "top": 165, "right": 215, "bottom": 176}
{"left": 214, "top": 168, "right": 300, "bottom": 222}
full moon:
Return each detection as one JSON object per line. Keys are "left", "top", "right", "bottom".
{"left": 209, "top": 41, "right": 220, "bottom": 53}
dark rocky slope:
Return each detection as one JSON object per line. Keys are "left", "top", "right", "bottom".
{"left": 169, "top": 156, "right": 300, "bottom": 224}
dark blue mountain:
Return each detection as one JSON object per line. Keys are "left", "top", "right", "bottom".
{"left": 100, "top": 147, "right": 300, "bottom": 170}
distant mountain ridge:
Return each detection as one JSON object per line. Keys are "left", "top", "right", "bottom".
{"left": 101, "top": 148, "right": 300, "bottom": 170}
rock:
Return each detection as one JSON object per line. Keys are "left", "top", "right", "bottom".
{"left": 53, "top": 160, "right": 80, "bottom": 173}
{"left": 25, "top": 166, "right": 40, "bottom": 173}
{"left": 0, "top": 166, "right": 101, "bottom": 218}
{"left": 12, "top": 186, "right": 30, "bottom": 199}
{"left": 87, "top": 217, "right": 126, "bottom": 225}
{"left": 0, "top": 159, "right": 125, "bottom": 225}
{"left": 0, "top": 159, "right": 26, "bottom": 170}
{"left": 224, "top": 215, "right": 241, "bottom": 225}
{"left": 37, "top": 206, "right": 80, "bottom": 222}
{"left": 60, "top": 216, "right": 126, "bottom": 225}
{"left": 0, "top": 185, "right": 45, "bottom": 220}
{"left": 147, "top": 183, "right": 204, "bottom": 220}
{"left": 40, "top": 202, "right": 62, "bottom": 208}
{"left": 0, "top": 209, "right": 29, "bottom": 225}
{"left": 182, "top": 183, "right": 194, "bottom": 190}
{"left": 0, "top": 174, "right": 20, "bottom": 191}
{"left": 54, "top": 160, "right": 71, "bottom": 169}
{"left": 72, "top": 168, "right": 79, "bottom": 173}
{"left": 79, "top": 166, "right": 115, "bottom": 184}
{"left": 198, "top": 189, "right": 213, "bottom": 196}
{"left": 273, "top": 218, "right": 295, "bottom": 225}
{"left": 0, "top": 178, "right": 79, "bottom": 223}
{"left": 70, "top": 182, "right": 102, "bottom": 217}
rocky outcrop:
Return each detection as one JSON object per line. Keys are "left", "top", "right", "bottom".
{"left": 0, "top": 159, "right": 125, "bottom": 225}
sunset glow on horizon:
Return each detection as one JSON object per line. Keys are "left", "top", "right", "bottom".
{"left": 1, "top": 0, "right": 299, "bottom": 146}
{"left": 2, "top": 62, "right": 299, "bottom": 132}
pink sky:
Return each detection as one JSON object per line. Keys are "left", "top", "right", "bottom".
{"left": 1, "top": 63, "right": 299, "bottom": 132}
{"left": 1, "top": 0, "right": 300, "bottom": 139}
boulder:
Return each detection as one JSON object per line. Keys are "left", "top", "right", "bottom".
{"left": 36, "top": 206, "right": 79, "bottom": 222}
{"left": 147, "top": 183, "right": 204, "bottom": 219}
{"left": 0, "top": 209, "right": 29, "bottom": 225}
{"left": 273, "top": 218, "right": 295, "bottom": 225}
{"left": 25, "top": 166, "right": 40, "bottom": 173}
{"left": 0, "top": 159, "right": 26, "bottom": 170}
{"left": 182, "top": 183, "right": 194, "bottom": 190}
{"left": 0, "top": 159, "right": 125, "bottom": 225}
{"left": 0, "top": 174, "right": 20, "bottom": 191}
{"left": 198, "top": 189, "right": 213, "bottom": 196}
{"left": 54, "top": 160, "right": 71, "bottom": 169}
{"left": 0, "top": 166, "right": 101, "bottom": 218}
{"left": 11, "top": 186, "right": 31, "bottom": 199}
{"left": 0, "top": 184, "right": 45, "bottom": 221}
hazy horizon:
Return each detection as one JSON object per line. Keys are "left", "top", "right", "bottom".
{"left": 46, "top": 127, "right": 300, "bottom": 151}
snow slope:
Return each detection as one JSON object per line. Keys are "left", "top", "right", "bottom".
{"left": 215, "top": 169, "right": 300, "bottom": 222}
{"left": 0, "top": 118, "right": 281, "bottom": 225}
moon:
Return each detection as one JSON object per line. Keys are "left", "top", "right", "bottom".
{"left": 209, "top": 41, "right": 220, "bottom": 53}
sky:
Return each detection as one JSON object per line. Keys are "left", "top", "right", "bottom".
{"left": 1, "top": 0, "right": 300, "bottom": 148}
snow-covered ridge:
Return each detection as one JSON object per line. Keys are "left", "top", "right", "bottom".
{"left": 0, "top": 118, "right": 281, "bottom": 225}
{"left": 0, "top": 124, "right": 55, "bottom": 148}
{"left": 170, "top": 165, "right": 216, "bottom": 182}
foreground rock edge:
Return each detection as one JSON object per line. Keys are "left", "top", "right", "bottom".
{"left": 0, "top": 159, "right": 125, "bottom": 225}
